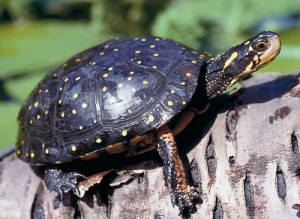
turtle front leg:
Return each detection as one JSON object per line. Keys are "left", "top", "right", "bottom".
{"left": 156, "top": 126, "right": 199, "bottom": 212}
{"left": 44, "top": 168, "right": 87, "bottom": 199}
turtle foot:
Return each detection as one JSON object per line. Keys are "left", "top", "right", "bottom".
{"left": 172, "top": 185, "right": 200, "bottom": 213}
{"left": 44, "top": 168, "right": 87, "bottom": 199}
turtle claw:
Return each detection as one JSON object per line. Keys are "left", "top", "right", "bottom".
{"left": 44, "top": 168, "right": 86, "bottom": 199}
{"left": 172, "top": 185, "right": 199, "bottom": 213}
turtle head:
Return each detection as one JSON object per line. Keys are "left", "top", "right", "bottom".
{"left": 205, "top": 31, "right": 281, "bottom": 98}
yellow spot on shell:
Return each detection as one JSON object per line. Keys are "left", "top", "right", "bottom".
{"left": 128, "top": 77, "right": 132, "bottom": 81}
{"left": 96, "top": 138, "right": 102, "bottom": 144}
{"left": 59, "top": 87, "right": 63, "bottom": 91}
{"left": 155, "top": 38, "right": 160, "bottom": 41}
{"left": 79, "top": 126, "right": 83, "bottom": 130}
{"left": 181, "top": 81, "right": 186, "bottom": 86}
{"left": 186, "top": 72, "right": 191, "bottom": 77}
{"left": 99, "top": 52, "right": 105, "bottom": 56}
{"left": 148, "top": 115, "right": 154, "bottom": 122}
{"left": 82, "top": 103, "right": 88, "bottom": 108}
{"left": 63, "top": 63, "right": 68, "bottom": 67}
{"left": 93, "top": 119, "right": 97, "bottom": 123}
{"left": 104, "top": 44, "right": 109, "bottom": 48}
{"left": 36, "top": 115, "right": 41, "bottom": 120}
{"left": 153, "top": 53, "right": 159, "bottom": 57}
{"left": 73, "top": 93, "right": 79, "bottom": 99}
{"left": 135, "top": 50, "right": 141, "bottom": 54}
{"left": 61, "top": 112, "right": 65, "bottom": 118}
{"left": 244, "top": 41, "right": 250, "bottom": 45}
{"left": 130, "top": 71, "right": 134, "bottom": 75}
{"left": 224, "top": 52, "right": 238, "bottom": 69}
{"left": 128, "top": 109, "right": 132, "bottom": 113}
{"left": 26, "top": 153, "right": 29, "bottom": 157}
{"left": 64, "top": 78, "right": 69, "bottom": 83}
{"left": 182, "top": 101, "right": 186, "bottom": 105}
{"left": 45, "top": 149, "right": 49, "bottom": 154}
{"left": 150, "top": 45, "right": 155, "bottom": 48}
{"left": 29, "top": 120, "right": 33, "bottom": 125}
{"left": 143, "top": 80, "right": 149, "bottom": 85}
{"left": 118, "top": 84, "right": 123, "bottom": 88}
{"left": 72, "top": 109, "right": 77, "bottom": 114}
{"left": 103, "top": 73, "right": 108, "bottom": 78}
{"left": 167, "top": 101, "right": 174, "bottom": 106}
{"left": 45, "top": 110, "right": 48, "bottom": 115}
{"left": 71, "top": 145, "right": 77, "bottom": 151}
{"left": 122, "top": 130, "right": 128, "bottom": 137}
{"left": 131, "top": 88, "right": 136, "bottom": 92}
{"left": 171, "top": 90, "right": 175, "bottom": 94}
{"left": 75, "top": 58, "right": 81, "bottom": 62}
{"left": 38, "top": 89, "right": 42, "bottom": 93}
{"left": 58, "top": 99, "right": 62, "bottom": 104}
{"left": 108, "top": 67, "right": 113, "bottom": 71}
{"left": 34, "top": 102, "right": 39, "bottom": 107}
{"left": 75, "top": 77, "right": 81, "bottom": 81}
{"left": 30, "top": 152, "right": 35, "bottom": 158}
{"left": 28, "top": 105, "right": 32, "bottom": 110}
{"left": 21, "top": 140, "right": 25, "bottom": 145}
{"left": 141, "top": 38, "right": 146, "bottom": 42}
{"left": 16, "top": 150, "right": 21, "bottom": 155}
{"left": 113, "top": 48, "right": 119, "bottom": 52}
{"left": 192, "top": 60, "right": 197, "bottom": 64}
{"left": 137, "top": 61, "right": 142, "bottom": 64}
{"left": 103, "top": 87, "right": 107, "bottom": 92}
{"left": 45, "top": 89, "right": 49, "bottom": 93}
{"left": 152, "top": 66, "right": 157, "bottom": 69}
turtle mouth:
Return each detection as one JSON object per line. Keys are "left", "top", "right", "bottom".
{"left": 259, "top": 35, "right": 281, "bottom": 66}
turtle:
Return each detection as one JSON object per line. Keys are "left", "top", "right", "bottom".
{"left": 16, "top": 31, "right": 281, "bottom": 212}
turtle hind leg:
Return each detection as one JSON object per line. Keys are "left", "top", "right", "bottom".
{"left": 44, "top": 168, "right": 87, "bottom": 199}
{"left": 156, "top": 126, "right": 199, "bottom": 212}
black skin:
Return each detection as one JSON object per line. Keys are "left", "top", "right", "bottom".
{"left": 44, "top": 31, "right": 280, "bottom": 213}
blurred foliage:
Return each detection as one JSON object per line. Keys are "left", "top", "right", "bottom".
{"left": 0, "top": 0, "right": 300, "bottom": 148}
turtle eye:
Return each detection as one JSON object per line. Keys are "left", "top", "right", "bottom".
{"left": 254, "top": 41, "right": 269, "bottom": 52}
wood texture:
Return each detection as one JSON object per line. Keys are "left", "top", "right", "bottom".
{"left": 0, "top": 72, "right": 300, "bottom": 219}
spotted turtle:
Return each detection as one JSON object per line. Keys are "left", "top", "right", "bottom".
{"left": 16, "top": 31, "right": 280, "bottom": 212}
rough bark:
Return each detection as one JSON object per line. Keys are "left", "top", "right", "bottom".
{"left": 0, "top": 72, "right": 300, "bottom": 219}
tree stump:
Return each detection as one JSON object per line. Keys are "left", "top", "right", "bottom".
{"left": 0, "top": 72, "right": 300, "bottom": 219}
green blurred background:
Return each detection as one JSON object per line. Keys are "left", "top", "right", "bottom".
{"left": 0, "top": 0, "right": 300, "bottom": 148}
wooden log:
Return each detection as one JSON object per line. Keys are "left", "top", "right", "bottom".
{"left": 0, "top": 72, "right": 299, "bottom": 219}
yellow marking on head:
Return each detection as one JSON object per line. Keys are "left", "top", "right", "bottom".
{"left": 64, "top": 78, "right": 69, "bottom": 83}
{"left": 108, "top": 67, "right": 113, "bottom": 71}
{"left": 103, "top": 86, "right": 107, "bottom": 92}
{"left": 148, "top": 115, "right": 154, "bottom": 122}
{"left": 71, "top": 145, "right": 77, "bottom": 151}
{"left": 61, "top": 112, "right": 65, "bottom": 118}
{"left": 118, "top": 84, "right": 123, "bottom": 88}
{"left": 81, "top": 103, "right": 88, "bottom": 108}
{"left": 150, "top": 45, "right": 155, "bottom": 48}
{"left": 143, "top": 80, "right": 149, "bottom": 85}
{"left": 36, "top": 115, "right": 41, "bottom": 120}
{"left": 153, "top": 53, "right": 159, "bottom": 57}
{"left": 72, "top": 109, "right": 77, "bottom": 114}
{"left": 244, "top": 41, "right": 250, "bottom": 45}
{"left": 75, "top": 58, "right": 81, "bottom": 62}
{"left": 103, "top": 73, "right": 109, "bottom": 78}
{"left": 75, "top": 76, "right": 81, "bottom": 81}
{"left": 128, "top": 77, "right": 132, "bottom": 81}
{"left": 45, "top": 148, "right": 49, "bottom": 154}
{"left": 152, "top": 66, "right": 157, "bottom": 69}
{"left": 186, "top": 72, "right": 191, "bottom": 77}
{"left": 167, "top": 101, "right": 174, "bottom": 106}
{"left": 135, "top": 50, "right": 141, "bottom": 54}
{"left": 249, "top": 46, "right": 254, "bottom": 52}
{"left": 224, "top": 52, "right": 238, "bottom": 69}
{"left": 100, "top": 52, "right": 105, "bottom": 56}
{"left": 30, "top": 152, "right": 35, "bottom": 158}
{"left": 245, "top": 61, "right": 253, "bottom": 72}
{"left": 34, "top": 102, "right": 39, "bottom": 108}
{"left": 253, "top": 55, "right": 259, "bottom": 62}
{"left": 122, "top": 130, "right": 128, "bottom": 137}
{"left": 137, "top": 61, "right": 142, "bottom": 64}
{"left": 45, "top": 110, "right": 48, "bottom": 115}
{"left": 73, "top": 93, "right": 79, "bottom": 99}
